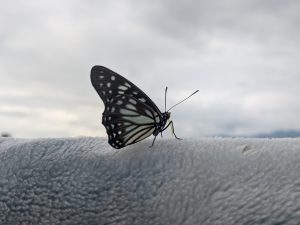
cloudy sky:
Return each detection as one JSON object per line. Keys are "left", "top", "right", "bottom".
{"left": 1, "top": 0, "right": 300, "bottom": 138}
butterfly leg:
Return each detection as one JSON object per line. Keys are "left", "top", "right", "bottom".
{"left": 162, "top": 121, "right": 182, "bottom": 140}
{"left": 170, "top": 121, "right": 182, "bottom": 140}
{"left": 150, "top": 135, "right": 158, "bottom": 148}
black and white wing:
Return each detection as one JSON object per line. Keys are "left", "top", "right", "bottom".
{"left": 91, "top": 65, "right": 162, "bottom": 148}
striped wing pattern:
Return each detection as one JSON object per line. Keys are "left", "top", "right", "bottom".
{"left": 91, "top": 65, "right": 162, "bottom": 148}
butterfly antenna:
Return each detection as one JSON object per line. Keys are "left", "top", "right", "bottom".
{"left": 164, "top": 86, "right": 168, "bottom": 112}
{"left": 167, "top": 90, "right": 199, "bottom": 112}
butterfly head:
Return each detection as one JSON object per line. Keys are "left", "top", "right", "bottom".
{"left": 162, "top": 112, "right": 171, "bottom": 121}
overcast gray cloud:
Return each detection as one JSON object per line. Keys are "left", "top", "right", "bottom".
{"left": 1, "top": 0, "right": 300, "bottom": 138}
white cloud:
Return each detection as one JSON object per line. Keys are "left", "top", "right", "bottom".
{"left": 1, "top": 0, "right": 300, "bottom": 138}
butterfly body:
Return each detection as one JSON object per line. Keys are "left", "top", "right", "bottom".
{"left": 153, "top": 112, "right": 170, "bottom": 136}
{"left": 91, "top": 65, "right": 182, "bottom": 149}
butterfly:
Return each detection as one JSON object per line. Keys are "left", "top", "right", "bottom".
{"left": 91, "top": 65, "right": 198, "bottom": 149}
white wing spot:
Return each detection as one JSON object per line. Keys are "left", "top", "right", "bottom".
{"left": 145, "top": 109, "right": 152, "bottom": 117}
{"left": 107, "top": 82, "right": 111, "bottom": 87}
{"left": 133, "top": 91, "right": 138, "bottom": 95}
{"left": 99, "top": 75, "right": 104, "bottom": 79}
{"left": 118, "top": 85, "right": 128, "bottom": 91}
{"left": 126, "top": 104, "right": 136, "bottom": 110}
{"left": 129, "top": 99, "right": 137, "bottom": 104}
{"left": 118, "top": 131, "right": 122, "bottom": 135}
{"left": 118, "top": 91, "right": 125, "bottom": 94}
{"left": 125, "top": 125, "right": 135, "bottom": 132}
{"left": 99, "top": 83, "right": 103, "bottom": 87}
{"left": 122, "top": 96, "right": 126, "bottom": 99}
{"left": 116, "top": 100, "right": 123, "bottom": 105}
{"left": 139, "top": 98, "right": 146, "bottom": 103}
{"left": 155, "top": 115, "right": 160, "bottom": 123}
{"left": 109, "top": 90, "right": 112, "bottom": 94}
{"left": 125, "top": 82, "right": 131, "bottom": 88}
{"left": 102, "top": 91, "right": 106, "bottom": 95}
{"left": 111, "top": 107, "right": 115, "bottom": 112}
{"left": 111, "top": 124, "right": 115, "bottom": 129}
{"left": 120, "top": 109, "right": 138, "bottom": 116}
{"left": 108, "top": 116, "right": 112, "bottom": 120}
{"left": 111, "top": 76, "right": 115, "bottom": 81}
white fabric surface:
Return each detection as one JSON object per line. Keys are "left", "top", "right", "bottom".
{"left": 1, "top": 137, "right": 300, "bottom": 225}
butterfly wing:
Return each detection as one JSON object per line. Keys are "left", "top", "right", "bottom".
{"left": 91, "top": 65, "right": 162, "bottom": 148}
{"left": 91, "top": 66, "right": 162, "bottom": 114}
{"left": 102, "top": 94, "right": 158, "bottom": 148}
